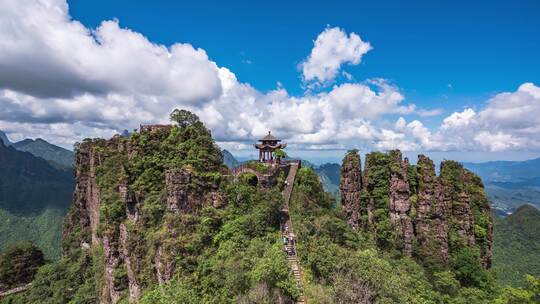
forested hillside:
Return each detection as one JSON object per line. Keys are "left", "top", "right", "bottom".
{"left": 12, "top": 138, "right": 74, "bottom": 170}
{"left": 0, "top": 141, "right": 74, "bottom": 259}
{"left": 493, "top": 204, "right": 540, "bottom": 287}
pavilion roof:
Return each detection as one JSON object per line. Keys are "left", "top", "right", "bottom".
{"left": 259, "top": 131, "right": 280, "bottom": 142}
{"left": 254, "top": 143, "right": 287, "bottom": 150}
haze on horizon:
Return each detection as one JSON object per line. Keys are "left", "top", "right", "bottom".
{"left": 0, "top": 0, "right": 539, "bottom": 163}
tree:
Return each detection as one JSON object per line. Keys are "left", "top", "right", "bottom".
{"left": 0, "top": 241, "right": 45, "bottom": 290}
{"left": 169, "top": 109, "right": 200, "bottom": 128}
{"left": 273, "top": 149, "right": 287, "bottom": 160}
{"left": 495, "top": 275, "right": 540, "bottom": 304}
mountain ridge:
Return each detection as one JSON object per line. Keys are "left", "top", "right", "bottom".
{"left": 493, "top": 204, "right": 540, "bottom": 287}
{"left": 12, "top": 138, "right": 74, "bottom": 170}
{"left": 0, "top": 131, "right": 10, "bottom": 146}
{"left": 0, "top": 140, "right": 74, "bottom": 259}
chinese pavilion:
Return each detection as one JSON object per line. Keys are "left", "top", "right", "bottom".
{"left": 254, "top": 131, "right": 287, "bottom": 163}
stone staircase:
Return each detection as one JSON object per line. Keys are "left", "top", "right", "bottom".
{"left": 280, "top": 162, "right": 307, "bottom": 304}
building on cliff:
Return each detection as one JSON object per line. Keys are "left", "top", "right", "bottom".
{"left": 254, "top": 131, "right": 287, "bottom": 163}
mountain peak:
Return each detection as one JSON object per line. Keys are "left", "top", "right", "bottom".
{"left": 510, "top": 204, "right": 540, "bottom": 219}
{"left": 0, "top": 130, "right": 11, "bottom": 146}
{"left": 222, "top": 149, "right": 239, "bottom": 168}
{"left": 12, "top": 137, "right": 74, "bottom": 169}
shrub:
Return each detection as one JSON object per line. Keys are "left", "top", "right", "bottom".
{"left": 0, "top": 241, "right": 44, "bottom": 290}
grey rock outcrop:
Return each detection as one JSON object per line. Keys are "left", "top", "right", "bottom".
{"left": 340, "top": 150, "right": 362, "bottom": 230}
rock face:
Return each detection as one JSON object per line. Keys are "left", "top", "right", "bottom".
{"left": 340, "top": 150, "right": 493, "bottom": 269}
{"left": 340, "top": 150, "right": 362, "bottom": 230}
{"left": 165, "top": 168, "right": 192, "bottom": 213}
{"left": 415, "top": 155, "right": 449, "bottom": 264}
{"left": 62, "top": 126, "right": 226, "bottom": 303}
{"left": 388, "top": 151, "right": 414, "bottom": 256}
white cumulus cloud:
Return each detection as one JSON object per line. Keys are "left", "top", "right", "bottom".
{"left": 1, "top": 0, "right": 538, "bottom": 155}
{"left": 441, "top": 108, "right": 476, "bottom": 130}
{"left": 300, "top": 27, "right": 372, "bottom": 87}
{"left": 438, "top": 83, "right": 540, "bottom": 152}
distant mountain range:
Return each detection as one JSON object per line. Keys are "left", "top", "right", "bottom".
{"left": 12, "top": 138, "right": 74, "bottom": 170}
{"left": 493, "top": 204, "right": 540, "bottom": 287}
{"left": 314, "top": 163, "right": 341, "bottom": 195}
{"left": 222, "top": 149, "right": 239, "bottom": 168}
{"left": 0, "top": 131, "right": 74, "bottom": 259}
{"left": 0, "top": 130, "right": 11, "bottom": 146}
{"left": 0, "top": 131, "right": 74, "bottom": 170}
{"left": 0, "top": 141, "right": 73, "bottom": 214}
{"left": 462, "top": 158, "right": 540, "bottom": 213}
{"left": 463, "top": 158, "right": 540, "bottom": 183}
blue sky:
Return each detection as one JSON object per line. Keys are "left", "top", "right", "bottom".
{"left": 70, "top": 0, "right": 540, "bottom": 107}
{"left": 0, "top": 0, "right": 540, "bottom": 164}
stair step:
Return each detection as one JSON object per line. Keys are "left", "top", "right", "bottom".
{"left": 280, "top": 163, "right": 306, "bottom": 304}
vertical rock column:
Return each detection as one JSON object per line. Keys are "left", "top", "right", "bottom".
{"left": 414, "top": 155, "right": 449, "bottom": 264}
{"left": 62, "top": 142, "right": 102, "bottom": 255}
{"left": 389, "top": 151, "right": 414, "bottom": 256}
{"left": 340, "top": 150, "right": 362, "bottom": 230}
{"left": 153, "top": 168, "right": 193, "bottom": 284}
{"left": 165, "top": 168, "right": 192, "bottom": 213}
{"left": 66, "top": 144, "right": 92, "bottom": 249}
{"left": 120, "top": 224, "right": 142, "bottom": 303}
{"left": 440, "top": 161, "right": 476, "bottom": 247}
{"left": 87, "top": 146, "right": 102, "bottom": 245}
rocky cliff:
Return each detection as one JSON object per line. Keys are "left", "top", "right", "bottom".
{"left": 340, "top": 150, "right": 362, "bottom": 230}
{"left": 62, "top": 121, "right": 226, "bottom": 303}
{"left": 340, "top": 150, "right": 493, "bottom": 270}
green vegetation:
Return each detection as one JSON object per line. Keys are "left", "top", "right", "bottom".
{"left": 291, "top": 166, "right": 443, "bottom": 303}
{"left": 273, "top": 149, "right": 287, "bottom": 160}
{"left": 0, "top": 142, "right": 73, "bottom": 214}
{"left": 493, "top": 204, "right": 540, "bottom": 287}
{"left": 289, "top": 165, "right": 540, "bottom": 303}
{"left": 0, "top": 208, "right": 64, "bottom": 260}
{"left": 244, "top": 160, "right": 271, "bottom": 174}
{"left": 12, "top": 138, "right": 74, "bottom": 170}
{"left": 140, "top": 184, "right": 298, "bottom": 303}
{"left": 0, "top": 141, "right": 73, "bottom": 260}
{"left": 0, "top": 241, "right": 44, "bottom": 291}
{"left": 361, "top": 152, "right": 396, "bottom": 250}
{"left": 0, "top": 246, "right": 103, "bottom": 303}
{"left": 2, "top": 110, "right": 298, "bottom": 303}
{"left": 3, "top": 112, "right": 540, "bottom": 303}
{"left": 439, "top": 161, "right": 494, "bottom": 289}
